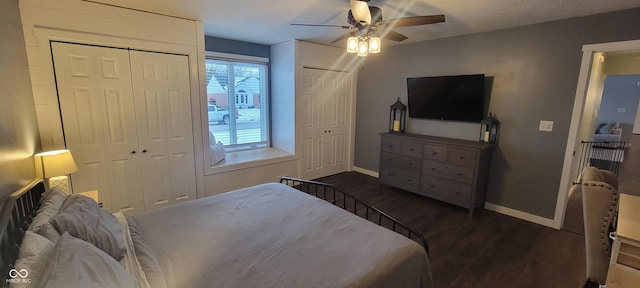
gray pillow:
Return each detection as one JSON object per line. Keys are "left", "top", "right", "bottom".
{"left": 40, "top": 187, "right": 67, "bottom": 210}
{"left": 18, "top": 231, "right": 54, "bottom": 259}
{"left": 11, "top": 231, "right": 55, "bottom": 288}
{"left": 29, "top": 188, "right": 67, "bottom": 242}
{"left": 595, "top": 122, "right": 615, "bottom": 134}
{"left": 38, "top": 232, "right": 137, "bottom": 288}
{"left": 52, "top": 194, "right": 125, "bottom": 260}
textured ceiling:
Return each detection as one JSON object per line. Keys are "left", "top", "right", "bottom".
{"left": 86, "top": 0, "right": 640, "bottom": 47}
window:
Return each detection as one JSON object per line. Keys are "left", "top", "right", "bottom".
{"left": 205, "top": 55, "right": 269, "bottom": 151}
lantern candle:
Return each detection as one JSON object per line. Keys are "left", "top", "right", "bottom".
{"left": 393, "top": 120, "right": 400, "bottom": 132}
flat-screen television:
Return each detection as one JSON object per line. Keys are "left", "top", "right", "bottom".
{"left": 407, "top": 74, "right": 485, "bottom": 122}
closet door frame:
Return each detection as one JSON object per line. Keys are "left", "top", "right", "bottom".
{"left": 27, "top": 25, "right": 206, "bottom": 203}
{"left": 51, "top": 42, "right": 146, "bottom": 213}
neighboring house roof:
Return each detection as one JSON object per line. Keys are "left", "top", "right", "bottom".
{"left": 207, "top": 75, "right": 226, "bottom": 94}
{"left": 235, "top": 76, "right": 260, "bottom": 95}
{"left": 208, "top": 76, "right": 262, "bottom": 95}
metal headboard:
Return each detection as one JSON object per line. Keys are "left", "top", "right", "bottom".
{"left": 0, "top": 179, "right": 45, "bottom": 287}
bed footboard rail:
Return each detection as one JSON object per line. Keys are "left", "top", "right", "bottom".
{"left": 280, "top": 177, "right": 429, "bottom": 254}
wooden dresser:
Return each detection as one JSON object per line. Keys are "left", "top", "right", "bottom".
{"left": 606, "top": 193, "right": 640, "bottom": 287}
{"left": 379, "top": 132, "right": 493, "bottom": 216}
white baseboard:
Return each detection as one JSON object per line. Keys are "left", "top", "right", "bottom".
{"left": 484, "top": 202, "right": 555, "bottom": 228}
{"left": 351, "top": 166, "right": 379, "bottom": 178}
{"left": 348, "top": 168, "right": 555, "bottom": 228}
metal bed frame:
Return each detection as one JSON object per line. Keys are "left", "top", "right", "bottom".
{"left": 0, "top": 179, "right": 45, "bottom": 287}
{"left": 280, "top": 176, "right": 429, "bottom": 254}
{"left": 0, "top": 178, "right": 428, "bottom": 286}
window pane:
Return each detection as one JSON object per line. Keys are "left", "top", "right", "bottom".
{"left": 205, "top": 58, "right": 268, "bottom": 150}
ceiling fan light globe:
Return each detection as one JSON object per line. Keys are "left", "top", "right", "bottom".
{"left": 357, "top": 40, "right": 368, "bottom": 56}
{"left": 347, "top": 37, "right": 358, "bottom": 53}
{"left": 369, "top": 37, "right": 381, "bottom": 53}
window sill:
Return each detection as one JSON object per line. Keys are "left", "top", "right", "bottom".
{"left": 205, "top": 148, "right": 296, "bottom": 175}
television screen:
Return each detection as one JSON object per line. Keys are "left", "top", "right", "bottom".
{"left": 407, "top": 74, "right": 485, "bottom": 122}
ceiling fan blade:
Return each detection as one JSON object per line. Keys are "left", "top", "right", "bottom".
{"left": 382, "top": 15, "right": 445, "bottom": 28}
{"left": 331, "top": 31, "right": 356, "bottom": 44}
{"left": 291, "top": 23, "right": 352, "bottom": 29}
{"left": 382, "top": 30, "right": 408, "bottom": 42}
{"left": 350, "top": 0, "right": 371, "bottom": 25}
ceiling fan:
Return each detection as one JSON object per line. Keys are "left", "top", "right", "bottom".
{"left": 291, "top": 0, "right": 445, "bottom": 52}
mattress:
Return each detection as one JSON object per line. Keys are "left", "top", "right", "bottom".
{"left": 127, "top": 182, "right": 433, "bottom": 288}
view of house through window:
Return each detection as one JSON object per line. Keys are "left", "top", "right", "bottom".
{"left": 206, "top": 57, "right": 269, "bottom": 151}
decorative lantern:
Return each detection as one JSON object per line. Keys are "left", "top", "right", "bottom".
{"left": 479, "top": 112, "right": 500, "bottom": 143}
{"left": 389, "top": 98, "right": 406, "bottom": 133}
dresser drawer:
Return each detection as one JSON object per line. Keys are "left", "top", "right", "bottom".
{"left": 380, "top": 152, "right": 422, "bottom": 171}
{"left": 402, "top": 141, "right": 423, "bottom": 158}
{"left": 618, "top": 242, "right": 640, "bottom": 270}
{"left": 380, "top": 167, "right": 420, "bottom": 193}
{"left": 421, "top": 175, "right": 472, "bottom": 207}
{"left": 423, "top": 144, "right": 447, "bottom": 161}
{"left": 382, "top": 137, "right": 402, "bottom": 154}
{"left": 422, "top": 161, "right": 474, "bottom": 184}
{"left": 448, "top": 148, "right": 477, "bottom": 168}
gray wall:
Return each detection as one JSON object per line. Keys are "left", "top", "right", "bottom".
{"left": 0, "top": 0, "right": 39, "bottom": 202}
{"left": 355, "top": 8, "right": 640, "bottom": 219}
{"left": 204, "top": 36, "right": 270, "bottom": 58}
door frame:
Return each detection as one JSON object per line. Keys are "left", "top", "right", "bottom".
{"left": 299, "top": 67, "right": 355, "bottom": 180}
{"left": 554, "top": 39, "right": 640, "bottom": 229}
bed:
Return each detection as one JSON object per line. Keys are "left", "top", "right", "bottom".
{"left": 1, "top": 177, "right": 431, "bottom": 287}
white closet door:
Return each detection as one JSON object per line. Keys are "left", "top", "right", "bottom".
{"left": 129, "top": 51, "right": 197, "bottom": 210}
{"left": 302, "top": 68, "right": 350, "bottom": 180}
{"left": 51, "top": 42, "right": 145, "bottom": 213}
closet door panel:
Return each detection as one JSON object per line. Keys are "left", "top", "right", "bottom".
{"left": 129, "top": 51, "right": 196, "bottom": 210}
{"left": 51, "top": 42, "right": 145, "bottom": 213}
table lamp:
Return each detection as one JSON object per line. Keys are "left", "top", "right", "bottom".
{"left": 35, "top": 149, "right": 78, "bottom": 193}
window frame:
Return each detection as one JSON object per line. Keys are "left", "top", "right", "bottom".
{"left": 204, "top": 51, "right": 270, "bottom": 153}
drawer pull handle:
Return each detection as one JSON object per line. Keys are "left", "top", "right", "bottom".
{"left": 431, "top": 168, "right": 436, "bottom": 171}
{"left": 432, "top": 152, "right": 438, "bottom": 155}
{"left": 458, "top": 173, "right": 463, "bottom": 176}
{"left": 459, "top": 156, "right": 465, "bottom": 160}
{"left": 430, "top": 185, "right": 435, "bottom": 188}
{"left": 407, "top": 179, "right": 412, "bottom": 182}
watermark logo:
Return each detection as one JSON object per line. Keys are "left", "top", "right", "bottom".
{"left": 6, "top": 268, "right": 31, "bottom": 284}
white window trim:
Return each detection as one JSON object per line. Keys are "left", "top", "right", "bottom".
{"left": 204, "top": 51, "right": 283, "bottom": 175}
{"left": 205, "top": 51, "right": 269, "bottom": 64}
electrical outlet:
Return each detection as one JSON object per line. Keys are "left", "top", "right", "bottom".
{"left": 539, "top": 120, "right": 554, "bottom": 132}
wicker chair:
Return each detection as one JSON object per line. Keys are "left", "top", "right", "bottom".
{"left": 581, "top": 166, "right": 618, "bottom": 287}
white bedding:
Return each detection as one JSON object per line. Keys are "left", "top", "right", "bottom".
{"left": 126, "top": 183, "right": 432, "bottom": 288}
{"left": 114, "top": 212, "right": 151, "bottom": 288}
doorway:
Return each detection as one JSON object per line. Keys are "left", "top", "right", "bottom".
{"left": 555, "top": 40, "right": 640, "bottom": 229}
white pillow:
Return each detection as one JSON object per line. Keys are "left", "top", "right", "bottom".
{"left": 210, "top": 141, "right": 226, "bottom": 166}
{"left": 209, "top": 131, "right": 216, "bottom": 145}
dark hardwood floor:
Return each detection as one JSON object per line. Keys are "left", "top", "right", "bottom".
{"left": 315, "top": 172, "right": 586, "bottom": 288}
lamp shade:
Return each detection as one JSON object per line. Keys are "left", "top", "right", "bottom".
{"left": 35, "top": 150, "right": 78, "bottom": 178}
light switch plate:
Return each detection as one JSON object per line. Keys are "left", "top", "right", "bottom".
{"left": 539, "top": 120, "right": 554, "bottom": 132}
